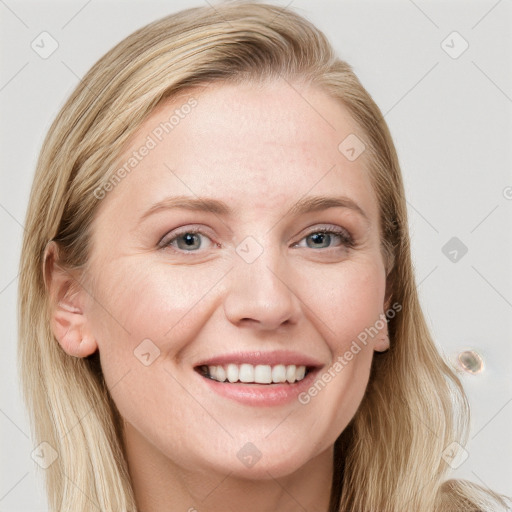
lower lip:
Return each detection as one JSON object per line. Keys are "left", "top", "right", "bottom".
{"left": 197, "top": 368, "right": 321, "bottom": 406}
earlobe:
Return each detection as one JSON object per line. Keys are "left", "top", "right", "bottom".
{"left": 374, "top": 298, "right": 391, "bottom": 353}
{"left": 373, "top": 329, "right": 390, "bottom": 353}
{"left": 43, "top": 241, "right": 98, "bottom": 358}
{"left": 51, "top": 302, "right": 98, "bottom": 358}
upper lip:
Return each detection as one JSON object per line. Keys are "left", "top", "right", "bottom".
{"left": 194, "top": 350, "right": 323, "bottom": 369}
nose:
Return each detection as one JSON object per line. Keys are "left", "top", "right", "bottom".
{"left": 223, "top": 243, "right": 302, "bottom": 331}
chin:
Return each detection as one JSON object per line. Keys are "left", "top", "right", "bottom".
{"left": 206, "top": 440, "right": 318, "bottom": 481}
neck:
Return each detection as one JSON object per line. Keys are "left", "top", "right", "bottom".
{"left": 122, "top": 421, "right": 334, "bottom": 512}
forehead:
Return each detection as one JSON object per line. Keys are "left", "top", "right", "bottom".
{"left": 98, "top": 79, "right": 379, "bottom": 225}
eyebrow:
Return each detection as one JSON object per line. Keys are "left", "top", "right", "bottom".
{"left": 139, "top": 194, "right": 369, "bottom": 223}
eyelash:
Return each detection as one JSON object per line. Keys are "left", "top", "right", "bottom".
{"left": 158, "top": 225, "right": 355, "bottom": 254}
{"left": 295, "top": 227, "right": 354, "bottom": 249}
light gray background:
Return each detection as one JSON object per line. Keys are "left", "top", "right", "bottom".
{"left": 1, "top": 0, "right": 511, "bottom": 510}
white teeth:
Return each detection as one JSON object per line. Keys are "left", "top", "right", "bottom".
{"left": 254, "top": 365, "right": 272, "bottom": 384}
{"left": 239, "top": 364, "right": 254, "bottom": 383}
{"left": 227, "top": 364, "right": 239, "bottom": 383}
{"left": 216, "top": 365, "right": 226, "bottom": 382}
{"left": 286, "top": 364, "right": 297, "bottom": 383}
{"left": 204, "top": 363, "right": 308, "bottom": 384}
{"left": 271, "top": 364, "right": 287, "bottom": 383}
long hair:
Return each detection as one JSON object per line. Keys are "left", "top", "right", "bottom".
{"left": 18, "top": 2, "right": 512, "bottom": 511}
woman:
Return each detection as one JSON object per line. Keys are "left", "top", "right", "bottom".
{"left": 18, "top": 2, "right": 511, "bottom": 511}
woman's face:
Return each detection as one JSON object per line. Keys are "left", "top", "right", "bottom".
{"left": 83, "top": 79, "right": 389, "bottom": 479}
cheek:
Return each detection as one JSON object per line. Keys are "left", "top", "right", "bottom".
{"left": 298, "top": 259, "right": 387, "bottom": 351}
{"left": 86, "top": 259, "right": 239, "bottom": 405}
{"left": 294, "top": 260, "right": 385, "bottom": 422}
{"left": 89, "top": 260, "right": 225, "bottom": 347}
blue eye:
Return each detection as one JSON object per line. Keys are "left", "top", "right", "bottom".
{"left": 159, "top": 227, "right": 215, "bottom": 253}
{"left": 295, "top": 227, "right": 354, "bottom": 250}
{"left": 159, "top": 225, "right": 354, "bottom": 254}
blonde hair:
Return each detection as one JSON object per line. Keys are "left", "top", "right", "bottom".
{"left": 18, "top": 2, "right": 511, "bottom": 511}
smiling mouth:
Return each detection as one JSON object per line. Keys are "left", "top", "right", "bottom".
{"left": 195, "top": 363, "right": 312, "bottom": 385}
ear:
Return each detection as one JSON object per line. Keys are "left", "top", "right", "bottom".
{"left": 373, "top": 291, "right": 392, "bottom": 353}
{"left": 383, "top": 270, "right": 394, "bottom": 313}
{"left": 43, "top": 241, "right": 98, "bottom": 358}
{"left": 373, "top": 317, "right": 390, "bottom": 353}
